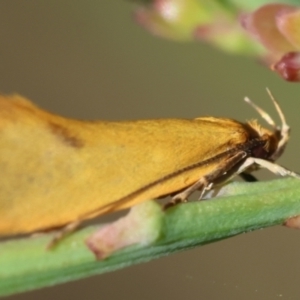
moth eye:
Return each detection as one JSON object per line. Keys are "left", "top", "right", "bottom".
{"left": 252, "top": 146, "right": 268, "bottom": 159}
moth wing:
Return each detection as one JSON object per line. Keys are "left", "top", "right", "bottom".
{"left": 0, "top": 96, "right": 249, "bottom": 234}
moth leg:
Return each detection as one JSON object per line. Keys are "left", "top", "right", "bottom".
{"left": 164, "top": 177, "right": 211, "bottom": 210}
{"left": 164, "top": 151, "right": 247, "bottom": 210}
{"left": 239, "top": 172, "right": 258, "bottom": 182}
{"left": 47, "top": 220, "right": 81, "bottom": 249}
{"left": 237, "top": 157, "right": 300, "bottom": 178}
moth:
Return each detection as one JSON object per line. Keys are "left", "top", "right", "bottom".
{"left": 0, "top": 90, "right": 298, "bottom": 238}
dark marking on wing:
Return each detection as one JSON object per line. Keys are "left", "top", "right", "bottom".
{"left": 48, "top": 121, "right": 84, "bottom": 148}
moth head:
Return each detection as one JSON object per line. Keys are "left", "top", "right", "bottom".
{"left": 244, "top": 88, "right": 290, "bottom": 162}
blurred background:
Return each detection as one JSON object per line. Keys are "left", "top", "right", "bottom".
{"left": 2, "top": 1, "right": 300, "bottom": 299}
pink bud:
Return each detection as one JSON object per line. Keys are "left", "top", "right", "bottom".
{"left": 272, "top": 51, "right": 300, "bottom": 82}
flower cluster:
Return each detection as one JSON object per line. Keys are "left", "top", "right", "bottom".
{"left": 134, "top": 1, "right": 300, "bottom": 82}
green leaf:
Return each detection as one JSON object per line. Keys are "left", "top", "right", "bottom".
{"left": 1, "top": 178, "right": 300, "bottom": 297}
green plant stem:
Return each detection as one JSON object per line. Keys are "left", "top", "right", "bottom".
{"left": 1, "top": 178, "right": 300, "bottom": 297}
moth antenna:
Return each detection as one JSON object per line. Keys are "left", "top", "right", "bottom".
{"left": 244, "top": 96, "right": 277, "bottom": 129}
{"left": 265, "top": 88, "right": 290, "bottom": 161}
{"left": 265, "top": 87, "right": 289, "bottom": 132}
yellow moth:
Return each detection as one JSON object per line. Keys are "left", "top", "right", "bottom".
{"left": 0, "top": 90, "right": 298, "bottom": 237}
